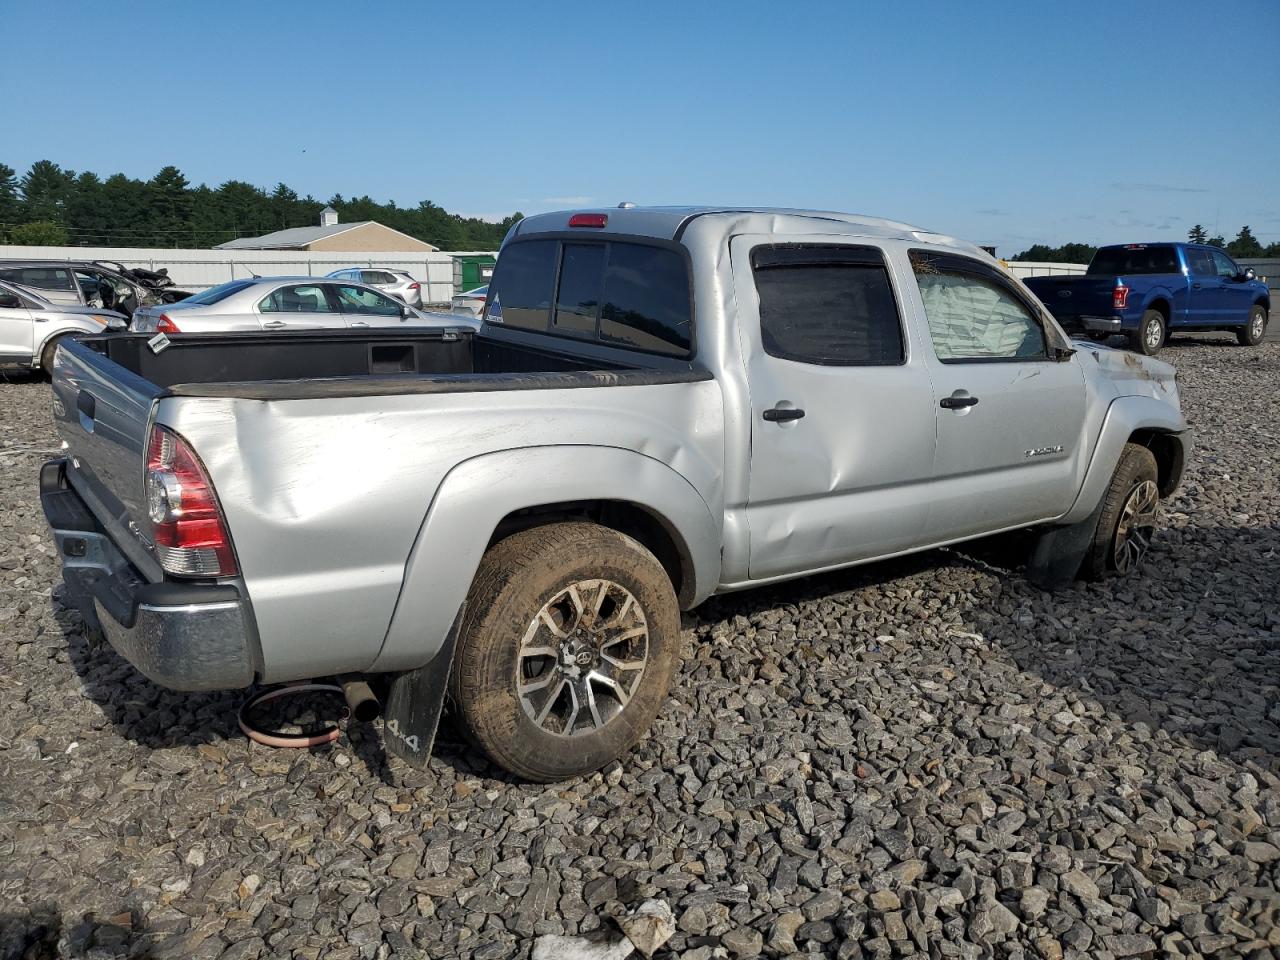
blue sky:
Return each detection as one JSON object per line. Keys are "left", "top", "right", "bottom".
{"left": 5, "top": 0, "right": 1278, "bottom": 255}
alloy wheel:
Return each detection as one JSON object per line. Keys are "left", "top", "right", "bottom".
{"left": 516, "top": 579, "right": 649, "bottom": 736}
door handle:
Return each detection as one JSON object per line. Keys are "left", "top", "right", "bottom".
{"left": 763, "top": 406, "right": 805, "bottom": 422}
{"left": 350, "top": 321, "right": 370, "bottom": 327}
{"left": 263, "top": 320, "right": 286, "bottom": 330}
{"left": 1192, "top": 282, "right": 1202, "bottom": 289}
{"left": 939, "top": 395, "right": 979, "bottom": 409}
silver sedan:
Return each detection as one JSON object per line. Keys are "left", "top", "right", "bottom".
{"left": 130, "top": 277, "right": 477, "bottom": 334}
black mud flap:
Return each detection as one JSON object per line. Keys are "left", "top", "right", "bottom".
{"left": 381, "top": 605, "right": 464, "bottom": 768}
{"left": 1026, "top": 498, "right": 1105, "bottom": 590}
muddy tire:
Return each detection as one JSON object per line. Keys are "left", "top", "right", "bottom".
{"left": 1080, "top": 443, "right": 1160, "bottom": 580}
{"left": 448, "top": 522, "right": 681, "bottom": 781}
{"left": 1129, "top": 310, "right": 1165, "bottom": 356}
{"left": 1238, "top": 304, "right": 1268, "bottom": 346}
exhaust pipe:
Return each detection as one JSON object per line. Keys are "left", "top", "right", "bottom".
{"left": 341, "top": 678, "right": 381, "bottom": 723}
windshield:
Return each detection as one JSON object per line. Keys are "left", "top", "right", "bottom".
{"left": 1087, "top": 246, "right": 1181, "bottom": 275}
{"left": 181, "top": 279, "right": 257, "bottom": 306}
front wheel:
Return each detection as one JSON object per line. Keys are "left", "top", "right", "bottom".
{"left": 448, "top": 522, "right": 681, "bottom": 781}
{"left": 1080, "top": 443, "right": 1161, "bottom": 579}
{"left": 39, "top": 335, "right": 68, "bottom": 377}
{"left": 1238, "top": 304, "right": 1268, "bottom": 346}
{"left": 1129, "top": 310, "right": 1165, "bottom": 356}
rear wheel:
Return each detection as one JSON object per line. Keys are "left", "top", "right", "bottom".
{"left": 1129, "top": 310, "right": 1165, "bottom": 356}
{"left": 448, "top": 522, "right": 681, "bottom": 781}
{"left": 1080, "top": 443, "right": 1160, "bottom": 579}
{"left": 1238, "top": 304, "right": 1268, "bottom": 346}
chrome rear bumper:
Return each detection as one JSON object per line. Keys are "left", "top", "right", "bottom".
{"left": 41, "top": 458, "right": 257, "bottom": 691}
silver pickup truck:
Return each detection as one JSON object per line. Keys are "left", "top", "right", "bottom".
{"left": 42, "top": 206, "right": 1189, "bottom": 781}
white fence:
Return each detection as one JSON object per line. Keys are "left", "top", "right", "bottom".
{"left": 0, "top": 245, "right": 499, "bottom": 304}
{"left": 1003, "top": 260, "right": 1088, "bottom": 279}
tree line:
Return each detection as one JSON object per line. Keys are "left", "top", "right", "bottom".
{"left": 1012, "top": 224, "right": 1279, "bottom": 264}
{"left": 0, "top": 160, "right": 521, "bottom": 251}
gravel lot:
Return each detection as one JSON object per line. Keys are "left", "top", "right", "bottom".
{"left": 2, "top": 336, "right": 1279, "bottom": 960}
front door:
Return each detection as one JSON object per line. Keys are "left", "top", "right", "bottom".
{"left": 907, "top": 249, "right": 1087, "bottom": 542}
{"left": 731, "top": 236, "right": 938, "bottom": 580}
{"left": 1183, "top": 246, "right": 1218, "bottom": 325}
{"left": 255, "top": 283, "right": 349, "bottom": 330}
{"left": 1211, "top": 249, "right": 1253, "bottom": 326}
{"left": 0, "top": 288, "right": 33, "bottom": 360}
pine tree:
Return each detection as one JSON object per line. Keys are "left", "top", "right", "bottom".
{"left": 1187, "top": 224, "right": 1208, "bottom": 243}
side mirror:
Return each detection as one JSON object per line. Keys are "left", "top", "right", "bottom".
{"left": 1242, "top": 268, "right": 1256, "bottom": 282}
{"left": 400, "top": 303, "right": 413, "bottom": 320}
{"left": 0, "top": 293, "right": 21, "bottom": 309}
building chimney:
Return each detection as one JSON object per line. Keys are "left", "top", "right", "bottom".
{"left": 320, "top": 206, "right": 339, "bottom": 227}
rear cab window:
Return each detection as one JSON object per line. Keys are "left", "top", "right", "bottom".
{"left": 1087, "top": 245, "right": 1181, "bottom": 275}
{"left": 487, "top": 238, "right": 692, "bottom": 357}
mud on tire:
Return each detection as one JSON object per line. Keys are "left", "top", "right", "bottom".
{"left": 448, "top": 522, "right": 681, "bottom": 781}
{"left": 1080, "top": 443, "right": 1160, "bottom": 580}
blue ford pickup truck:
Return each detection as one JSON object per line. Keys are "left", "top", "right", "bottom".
{"left": 1024, "top": 243, "right": 1270, "bottom": 355}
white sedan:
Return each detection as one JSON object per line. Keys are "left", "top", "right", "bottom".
{"left": 131, "top": 277, "right": 478, "bottom": 334}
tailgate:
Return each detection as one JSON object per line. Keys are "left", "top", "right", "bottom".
{"left": 50, "top": 339, "right": 165, "bottom": 579}
{"left": 1026, "top": 276, "right": 1117, "bottom": 316}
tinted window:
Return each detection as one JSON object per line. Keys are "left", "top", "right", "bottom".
{"left": 913, "top": 254, "right": 1047, "bottom": 362}
{"left": 1210, "top": 249, "right": 1238, "bottom": 278}
{"left": 259, "top": 284, "right": 335, "bottom": 313}
{"left": 363, "top": 270, "right": 395, "bottom": 284}
{"left": 554, "top": 243, "right": 605, "bottom": 334}
{"left": 751, "top": 245, "right": 903, "bottom": 365}
{"left": 0, "top": 267, "right": 76, "bottom": 291}
{"left": 1087, "top": 246, "right": 1181, "bottom": 275}
{"left": 599, "top": 244, "right": 692, "bottom": 356}
{"left": 487, "top": 240, "right": 556, "bottom": 330}
{"left": 183, "top": 279, "right": 256, "bottom": 305}
{"left": 1186, "top": 247, "right": 1215, "bottom": 277}
{"left": 332, "top": 284, "right": 401, "bottom": 315}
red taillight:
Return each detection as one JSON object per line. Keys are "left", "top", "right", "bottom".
{"left": 144, "top": 424, "right": 236, "bottom": 577}
{"left": 568, "top": 213, "right": 608, "bottom": 228}
{"left": 409, "top": 282, "right": 420, "bottom": 290}
{"left": 156, "top": 314, "right": 180, "bottom": 334}
{"left": 1113, "top": 280, "right": 1130, "bottom": 311}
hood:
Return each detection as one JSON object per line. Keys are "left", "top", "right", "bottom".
{"left": 1073, "top": 338, "right": 1178, "bottom": 401}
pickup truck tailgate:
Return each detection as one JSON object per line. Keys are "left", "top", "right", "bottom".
{"left": 1026, "top": 275, "right": 1118, "bottom": 316}
{"left": 50, "top": 340, "right": 164, "bottom": 579}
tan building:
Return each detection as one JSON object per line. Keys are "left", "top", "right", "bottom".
{"left": 214, "top": 207, "right": 437, "bottom": 252}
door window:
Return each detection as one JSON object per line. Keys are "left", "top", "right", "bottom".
{"left": 912, "top": 253, "right": 1048, "bottom": 362}
{"left": 750, "top": 245, "right": 904, "bottom": 365}
{"left": 259, "top": 284, "right": 336, "bottom": 313}
{"left": 0, "top": 266, "right": 76, "bottom": 291}
{"left": 1210, "top": 249, "right": 1238, "bottom": 278}
{"left": 331, "top": 284, "right": 401, "bottom": 316}
{"left": 1186, "top": 248, "right": 1215, "bottom": 277}
{"left": 362, "top": 270, "right": 394, "bottom": 284}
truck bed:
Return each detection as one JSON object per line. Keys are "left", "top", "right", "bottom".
{"left": 74, "top": 327, "right": 708, "bottom": 399}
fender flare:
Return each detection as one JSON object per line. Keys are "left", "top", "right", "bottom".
{"left": 370, "top": 445, "right": 721, "bottom": 673}
{"left": 1059, "top": 395, "right": 1190, "bottom": 525}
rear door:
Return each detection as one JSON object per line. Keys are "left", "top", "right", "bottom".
{"left": 0, "top": 287, "right": 34, "bottom": 359}
{"left": 255, "top": 283, "right": 348, "bottom": 330}
{"left": 730, "top": 236, "right": 937, "bottom": 579}
{"left": 907, "top": 249, "right": 1087, "bottom": 540}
